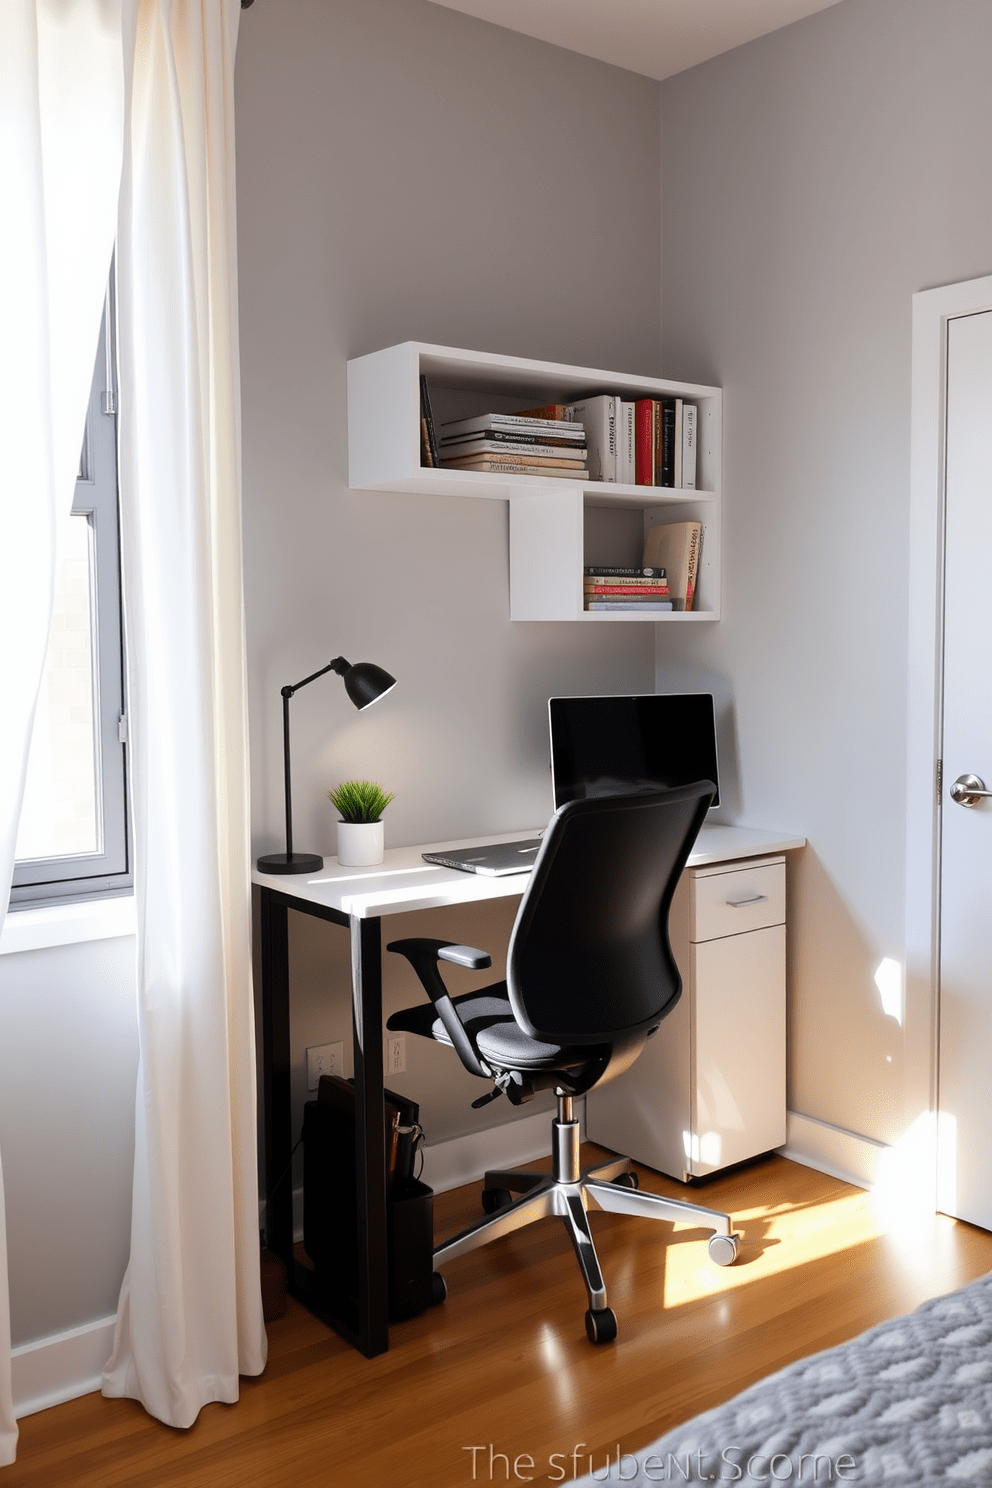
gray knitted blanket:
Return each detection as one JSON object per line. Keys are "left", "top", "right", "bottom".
{"left": 573, "top": 1269, "right": 992, "bottom": 1484}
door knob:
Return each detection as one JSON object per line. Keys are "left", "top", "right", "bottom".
{"left": 950, "top": 773, "right": 992, "bottom": 807}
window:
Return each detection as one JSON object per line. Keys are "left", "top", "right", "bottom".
{"left": 10, "top": 295, "right": 130, "bottom": 906}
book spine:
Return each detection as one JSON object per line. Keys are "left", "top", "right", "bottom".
{"left": 620, "top": 401, "right": 635, "bottom": 485}
{"left": 442, "top": 441, "right": 588, "bottom": 460}
{"left": 491, "top": 412, "right": 575, "bottom": 430}
{"left": 654, "top": 399, "right": 663, "bottom": 487}
{"left": 442, "top": 412, "right": 584, "bottom": 437}
{"left": 607, "top": 396, "right": 618, "bottom": 482}
{"left": 682, "top": 405, "right": 697, "bottom": 490}
{"left": 513, "top": 404, "right": 573, "bottom": 422}
{"left": 685, "top": 522, "right": 702, "bottom": 611}
{"left": 585, "top": 601, "right": 674, "bottom": 611}
{"left": 583, "top": 576, "right": 669, "bottom": 587}
{"left": 583, "top": 576, "right": 670, "bottom": 587}
{"left": 673, "top": 398, "right": 683, "bottom": 488}
{"left": 584, "top": 565, "right": 666, "bottom": 578}
{"left": 583, "top": 585, "right": 672, "bottom": 596}
{"left": 657, "top": 398, "right": 676, "bottom": 487}
{"left": 441, "top": 429, "right": 585, "bottom": 449}
{"left": 448, "top": 461, "right": 589, "bottom": 478}
{"left": 443, "top": 453, "right": 587, "bottom": 469}
{"left": 568, "top": 398, "right": 617, "bottom": 482}
{"left": 641, "top": 519, "right": 701, "bottom": 606}
{"left": 595, "top": 396, "right": 617, "bottom": 483}
{"left": 419, "top": 375, "right": 440, "bottom": 468}
{"left": 635, "top": 400, "right": 654, "bottom": 485}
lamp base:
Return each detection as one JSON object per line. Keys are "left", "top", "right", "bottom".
{"left": 256, "top": 851, "right": 324, "bottom": 875}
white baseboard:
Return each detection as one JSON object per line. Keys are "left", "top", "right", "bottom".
{"left": 781, "top": 1110, "right": 888, "bottom": 1190}
{"left": 11, "top": 1315, "right": 116, "bottom": 1419}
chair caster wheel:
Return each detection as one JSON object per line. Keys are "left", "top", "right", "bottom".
{"left": 482, "top": 1187, "right": 512, "bottom": 1214}
{"left": 430, "top": 1272, "right": 447, "bottom": 1306}
{"left": 612, "top": 1170, "right": 639, "bottom": 1189}
{"left": 708, "top": 1232, "right": 740, "bottom": 1266}
{"left": 585, "top": 1307, "right": 618, "bottom": 1344}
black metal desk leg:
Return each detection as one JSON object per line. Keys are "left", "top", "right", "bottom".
{"left": 260, "top": 888, "right": 293, "bottom": 1268}
{"left": 351, "top": 913, "right": 389, "bottom": 1357}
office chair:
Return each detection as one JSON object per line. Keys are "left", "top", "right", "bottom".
{"left": 386, "top": 784, "right": 740, "bottom": 1344}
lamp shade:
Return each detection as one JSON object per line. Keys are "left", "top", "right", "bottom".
{"left": 342, "top": 660, "right": 396, "bottom": 710}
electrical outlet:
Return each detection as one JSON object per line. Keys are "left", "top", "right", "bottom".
{"left": 387, "top": 1034, "right": 406, "bottom": 1075}
{"left": 306, "top": 1041, "right": 344, "bottom": 1090}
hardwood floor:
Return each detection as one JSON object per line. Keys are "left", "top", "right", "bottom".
{"left": 7, "top": 1151, "right": 992, "bottom": 1487}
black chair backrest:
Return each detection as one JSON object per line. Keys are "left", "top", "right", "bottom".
{"left": 506, "top": 783, "right": 715, "bottom": 1046}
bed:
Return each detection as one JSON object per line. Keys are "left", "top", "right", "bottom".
{"left": 574, "top": 1269, "right": 992, "bottom": 1484}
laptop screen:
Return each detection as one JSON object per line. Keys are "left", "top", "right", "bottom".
{"left": 548, "top": 693, "right": 720, "bottom": 811}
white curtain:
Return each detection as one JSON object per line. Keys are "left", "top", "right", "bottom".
{"left": 0, "top": 0, "right": 125, "bottom": 1464}
{"left": 101, "top": 0, "right": 267, "bottom": 1427}
{"left": 1, "top": 0, "right": 265, "bottom": 1461}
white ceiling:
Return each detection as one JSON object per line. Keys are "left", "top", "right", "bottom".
{"left": 428, "top": 0, "right": 846, "bottom": 81}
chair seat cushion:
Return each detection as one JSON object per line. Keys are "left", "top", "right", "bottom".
{"left": 475, "top": 1019, "right": 606, "bottom": 1072}
{"left": 430, "top": 993, "right": 515, "bottom": 1046}
{"left": 392, "top": 981, "right": 607, "bottom": 1074}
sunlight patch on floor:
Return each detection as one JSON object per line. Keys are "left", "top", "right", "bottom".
{"left": 661, "top": 1187, "right": 879, "bottom": 1309}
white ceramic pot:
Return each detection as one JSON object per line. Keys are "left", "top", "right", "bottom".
{"left": 336, "top": 819, "right": 384, "bottom": 867}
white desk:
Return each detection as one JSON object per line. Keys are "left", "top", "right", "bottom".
{"left": 254, "top": 821, "right": 804, "bottom": 1355}
{"left": 258, "top": 822, "right": 803, "bottom": 917}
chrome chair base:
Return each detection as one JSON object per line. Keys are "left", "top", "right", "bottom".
{"left": 434, "top": 1094, "right": 739, "bottom": 1342}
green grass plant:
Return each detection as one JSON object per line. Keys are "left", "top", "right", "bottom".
{"left": 327, "top": 779, "right": 394, "bottom": 823}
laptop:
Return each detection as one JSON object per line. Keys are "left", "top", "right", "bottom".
{"left": 422, "top": 837, "right": 543, "bottom": 877}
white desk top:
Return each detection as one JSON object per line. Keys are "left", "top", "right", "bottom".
{"left": 252, "top": 822, "right": 805, "bottom": 921}
{"left": 686, "top": 822, "right": 806, "bottom": 867}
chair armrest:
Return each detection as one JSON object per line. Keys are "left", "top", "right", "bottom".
{"left": 438, "top": 943, "right": 492, "bottom": 971}
{"left": 387, "top": 938, "right": 493, "bottom": 1078}
{"left": 388, "top": 937, "right": 491, "bottom": 974}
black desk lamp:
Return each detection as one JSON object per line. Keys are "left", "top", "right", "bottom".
{"left": 256, "top": 655, "right": 396, "bottom": 875}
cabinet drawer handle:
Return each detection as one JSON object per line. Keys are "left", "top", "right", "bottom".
{"left": 726, "top": 893, "right": 769, "bottom": 908}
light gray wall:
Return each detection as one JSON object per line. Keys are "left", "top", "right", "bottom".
{"left": 657, "top": 0, "right": 992, "bottom": 1144}
{"left": 235, "top": 0, "right": 662, "bottom": 1144}
{"left": 0, "top": 937, "right": 137, "bottom": 1347}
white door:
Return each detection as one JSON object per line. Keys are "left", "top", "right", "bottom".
{"left": 937, "top": 308, "right": 992, "bottom": 1227}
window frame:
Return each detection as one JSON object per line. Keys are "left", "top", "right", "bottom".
{"left": 9, "top": 294, "right": 131, "bottom": 907}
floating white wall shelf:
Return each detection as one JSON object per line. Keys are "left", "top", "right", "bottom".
{"left": 347, "top": 342, "right": 722, "bottom": 622}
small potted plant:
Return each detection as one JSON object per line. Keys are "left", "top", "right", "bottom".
{"left": 327, "top": 780, "right": 394, "bottom": 866}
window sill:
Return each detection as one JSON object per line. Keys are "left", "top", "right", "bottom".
{"left": 0, "top": 894, "right": 136, "bottom": 956}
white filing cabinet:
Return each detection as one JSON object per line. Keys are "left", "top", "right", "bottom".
{"left": 586, "top": 854, "right": 786, "bottom": 1182}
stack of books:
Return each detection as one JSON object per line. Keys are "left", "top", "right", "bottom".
{"left": 438, "top": 408, "right": 588, "bottom": 479}
{"left": 583, "top": 565, "right": 672, "bottom": 612}
{"left": 634, "top": 398, "right": 697, "bottom": 488}
{"left": 418, "top": 381, "right": 697, "bottom": 490}
{"left": 508, "top": 396, "right": 696, "bottom": 488}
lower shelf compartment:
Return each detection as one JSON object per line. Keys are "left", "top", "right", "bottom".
{"left": 509, "top": 487, "right": 720, "bottom": 621}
